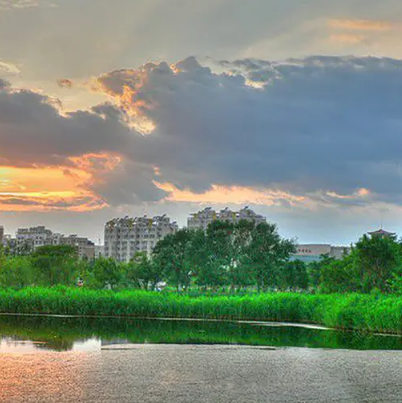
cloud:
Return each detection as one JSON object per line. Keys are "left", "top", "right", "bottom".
{"left": 57, "top": 78, "right": 73, "bottom": 89}
{"left": 328, "top": 19, "right": 396, "bottom": 31}
{"left": 329, "top": 34, "right": 366, "bottom": 44}
{"left": 155, "top": 182, "right": 306, "bottom": 207}
{"left": 0, "top": 0, "right": 54, "bottom": 11}
{"left": 0, "top": 86, "right": 133, "bottom": 166}
{"left": 3, "top": 55, "right": 402, "bottom": 213}
{"left": 94, "top": 56, "right": 402, "bottom": 203}
{"left": 0, "top": 193, "right": 104, "bottom": 212}
{"left": 0, "top": 60, "right": 20, "bottom": 74}
{"left": 0, "top": 0, "right": 38, "bottom": 10}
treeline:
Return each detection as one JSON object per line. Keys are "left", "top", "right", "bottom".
{"left": 1, "top": 220, "right": 402, "bottom": 294}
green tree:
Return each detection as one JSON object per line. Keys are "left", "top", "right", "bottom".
{"left": 201, "top": 221, "right": 235, "bottom": 288}
{"left": 0, "top": 256, "right": 34, "bottom": 289}
{"left": 320, "top": 254, "right": 358, "bottom": 293}
{"left": 32, "top": 245, "right": 78, "bottom": 286}
{"left": 153, "top": 229, "right": 193, "bottom": 290}
{"left": 244, "top": 222, "right": 296, "bottom": 291}
{"left": 86, "top": 257, "right": 124, "bottom": 289}
{"left": 127, "top": 252, "right": 164, "bottom": 290}
{"left": 354, "top": 234, "right": 401, "bottom": 292}
{"left": 282, "top": 260, "right": 309, "bottom": 291}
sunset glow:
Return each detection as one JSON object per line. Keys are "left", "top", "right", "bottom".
{"left": 0, "top": 163, "right": 106, "bottom": 212}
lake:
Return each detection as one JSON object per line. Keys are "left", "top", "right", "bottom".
{"left": 2, "top": 314, "right": 402, "bottom": 402}
{"left": 1, "top": 313, "right": 402, "bottom": 353}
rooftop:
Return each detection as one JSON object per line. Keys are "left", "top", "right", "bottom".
{"left": 368, "top": 229, "right": 396, "bottom": 237}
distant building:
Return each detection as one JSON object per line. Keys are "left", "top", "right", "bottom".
{"left": 15, "top": 226, "right": 94, "bottom": 258}
{"left": 0, "top": 226, "right": 4, "bottom": 247}
{"left": 187, "top": 206, "right": 266, "bottom": 231}
{"left": 368, "top": 229, "right": 395, "bottom": 238}
{"left": 58, "top": 235, "right": 95, "bottom": 260}
{"left": 2, "top": 235, "right": 17, "bottom": 255}
{"left": 16, "top": 226, "right": 53, "bottom": 253}
{"left": 292, "top": 244, "right": 351, "bottom": 263}
{"left": 95, "top": 245, "right": 104, "bottom": 259}
{"left": 104, "top": 215, "right": 178, "bottom": 262}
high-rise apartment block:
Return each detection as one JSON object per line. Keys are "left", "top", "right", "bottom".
{"left": 104, "top": 215, "right": 178, "bottom": 262}
{"left": 187, "top": 206, "right": 266, "bottom": 231}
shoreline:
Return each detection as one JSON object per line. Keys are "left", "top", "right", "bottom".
{"left": 1, "top": 287, "right": 401, "bottom": 335}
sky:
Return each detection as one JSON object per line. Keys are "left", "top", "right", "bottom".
{"left": 1, "top": 0, "right": 402, "bottom": 245}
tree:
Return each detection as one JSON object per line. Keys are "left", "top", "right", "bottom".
{"left": 320, "top": 254, "right": 358, "bottom": 293}
{"left": 202, "top": 221, "right": 234, "bottom": 288}
{"left": 282, "top": 260, "right": 309, "bottom": 291}
{"left": 0, "top": 256, "right": 34, "bottom": 289}
{"left": 244, "top": 222, "right": 296, "bottom": 291}
{"left": 86, "top": 257, "right": 124, "bottom": 289}
{"left": 127, "top": 252, "right": 164, "bottom": 290}
{"left": 32, "top": 245, "right": 78, "bottom": 286}
{"left": 354, "top": 234, "right": 401, "bottom": 292}
{"left": 153, "top": 229, "right": 193, "bottom": 290}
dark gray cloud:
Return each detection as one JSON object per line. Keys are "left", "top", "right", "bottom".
{"left": 2, "top": 55, "right": 402, "bottom": 208}
{"left": 0, "top": 87, "right": 133, "bottom": 166}
{"left": 96, "top": 55, "right": 402, "bottom": 202}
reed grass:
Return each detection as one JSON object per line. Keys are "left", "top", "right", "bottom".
{"left": 0, "top": 287, "right": 401, "bottom": 334}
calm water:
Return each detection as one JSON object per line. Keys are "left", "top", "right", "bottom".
{"left": 1, "top": 314, "right": 401, "bottom": 353}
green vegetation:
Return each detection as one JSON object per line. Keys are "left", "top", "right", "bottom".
{"left": 1, "top": 287, "right": 402, "bottom": 334}
{"left": 0, "top": 221, "right": 299, "bottom": 291}
{"left": 1, "top": 222, "right": 402, "bottom": 294}
{"left": 1, "top": 220, "right": 402, "bottom": 335}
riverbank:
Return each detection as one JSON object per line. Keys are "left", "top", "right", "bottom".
{"left": 0, "top": 287, "right": 401, "bottom": 334}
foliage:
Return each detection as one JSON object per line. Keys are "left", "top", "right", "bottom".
{"left": 1, "top": 222, "right": 402, "bottom": 295}
{"left": 84, "top": 257, "right": 124, "bottom": 289}
{"left": 127, "top": 252, "right": 164, "bottom": 290}
{"left": 153, "top": 229, "right": 194, "bottom": 290}
{"left": 1, "top": 287, "right": 402, "bottom": 334}
{"left": 31, "top": 245, "right": 79, "bottom": 286}
{"left": 0, "top": 256, "right": 34, "bottom": 289}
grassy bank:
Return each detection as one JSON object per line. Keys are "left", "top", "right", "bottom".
{"left": 0, "top": 287, "right": 401, "bottom": 334}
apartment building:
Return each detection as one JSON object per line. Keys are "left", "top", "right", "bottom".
{"left": 104, "top": 215, "right": 178, "bottom": 262}
{"left": 95, "top": 245, "right": 104, "bottom": 259}
{"left": 187, "top": 206, "right": 266, "bottom": 231}
{"left": 16, "top": 226, "right": 53, "bottom": 253}
{"left": 15, "top": 226, "right": 95, "bottom": 258}
{"left": 58, "top": 235, "right": 95, "bottom": 260}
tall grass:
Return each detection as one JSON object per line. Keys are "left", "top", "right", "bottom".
{"left": 0, "top": 287, "right": 401, "bottom": 334}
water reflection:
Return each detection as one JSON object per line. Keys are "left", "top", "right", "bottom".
{"left": 0, "top": 314, "right": 401, "bottom": 353}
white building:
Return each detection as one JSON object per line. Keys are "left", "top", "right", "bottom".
{"left": 15, "top": 226, "right": 95, "bottom": 258}
{"left": 95, "top": 245, "right": 104, "bottom": 259}
{"left": 292, "top": 244, "right": 351, "bottom": 263}
{"left": 187, "top": 206, "right": 266, "bottom": 231}
{"left": 104, "top": 215, "right": 178, "bottom": 262}
{"left": 16, "top": 226, "right": 53, "bottom": 253}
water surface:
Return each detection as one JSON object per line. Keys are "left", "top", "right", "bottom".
{"left": 1, "top": 314, "right": 401, "bottom": 353}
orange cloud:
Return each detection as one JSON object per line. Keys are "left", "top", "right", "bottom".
{"left": 0, "top": 156, "right": 115, "bottom": 212}
{"left": 329, "top": 19, "right": 395, "bottom": 31}
{"left": 326, "top": 188, "right": 371, "bottom": 200}
{"left": 154, "top": 182, "right": 306, "bottom": 206}
{"left": 329, "top": 34, "right": 365, "bottom": 44}
{"left": 57, "top": 78, "right": 73, "bottom": 89}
